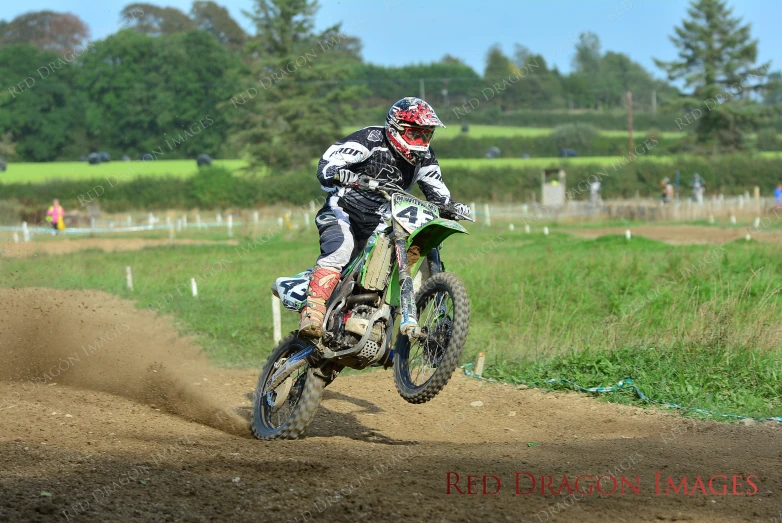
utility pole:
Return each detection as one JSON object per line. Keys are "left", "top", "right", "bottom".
{"left": 626, "top": 91, "right": 634, "bottom": 153}
{"left": 651, "top": 89, "right": 657, "bottom": 115}
{"left": 419, "top": 78, "right": 425, "bottom": 100}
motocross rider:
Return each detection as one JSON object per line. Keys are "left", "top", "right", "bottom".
{"left": 298, "top": 97, "right": 472, "bottom": 338}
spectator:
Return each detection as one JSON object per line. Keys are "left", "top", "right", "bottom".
{"left": 660, "top": 177, "right": 670, "bottom": 203}
{"left": 692, "top": 173, "right": 705, "bottom": 205}
{"left": 666, "top": 182, "right": 674, "bottom": 203}
{"left": 589, "top": 180, "right": 601, "bottom": 206}
{"left": 46, "top": 199, "right": 65, "bottom": 235}
{"left": 775, "top": 184, "right": 782, "bottom": 209}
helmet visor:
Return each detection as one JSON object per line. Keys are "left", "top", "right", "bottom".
{"left": 400, "top": 126, "right": 434, "bottom": 148}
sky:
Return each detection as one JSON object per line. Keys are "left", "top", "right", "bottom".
{"left": 1, "top": 0, "right": 780, "bottom": 79}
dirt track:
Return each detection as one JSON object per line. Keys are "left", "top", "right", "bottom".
{"left": 0, "top": 288, "right": 780, "bottom": 522}
{"left": 0, "top": 238, "right": 239, "bottom": 259}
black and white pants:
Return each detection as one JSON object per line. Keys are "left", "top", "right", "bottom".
{"left": 315, "top": 195, "right": 385, "bottom": 271}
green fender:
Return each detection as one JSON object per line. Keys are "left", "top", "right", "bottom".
{"left": 386, "top": 218, "right": 468, "bottom": 307}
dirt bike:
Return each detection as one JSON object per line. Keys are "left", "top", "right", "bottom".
{"left": 251, "top": 176, "right": 474, "bottom": 440}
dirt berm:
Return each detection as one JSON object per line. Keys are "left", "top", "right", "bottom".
{"left": 0, "top": 288, "right": 779, "bottom": 522}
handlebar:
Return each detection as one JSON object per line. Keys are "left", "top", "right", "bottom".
{"left": 341, "top": 175, "right": 475, "bottom": 223}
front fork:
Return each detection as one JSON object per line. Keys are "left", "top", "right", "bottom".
{"left": 394, "top": 220, "right": 445, "bottom": 338}
{"left": 393, "top": 220, "right": 421, "bottom": 338}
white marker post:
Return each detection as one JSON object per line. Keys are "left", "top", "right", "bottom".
{"left": 196, "top": 214, "right": 202, "bottom": 230}
{"left": 169, "top": 225, "right": 174, "bottom": 240}
{"left": 127, "top": 215, "right": 132, "bottom": 227}
{"left": 176, "top": 218, "right": 182, "bottom": 232}
{"left": 730, "top": 216, "right": 737, "bottom": 224}
{"left": 183, "top": 215, "right": 187, "bottom": 229}
{"left": 543, "top": 226, "right": 549, "bottom": 236}
{"left": 125, "top": 266, "right": 133, "bottom": 291}
{"left": 227, "top": 215, "right": 233, "bottom": 238}
{"left": 524, "top": 224, "right": 530, "bottom": 234}
{"left": 509, "top": 223, "right": 515, "bottom": 231}
{"left": 148, "top": 213, "right": 154, "bottom": 227}
{"left": 253, "top": 211, "right": 259, "bottom": 225}
{"left": 309, "top": 200, "right": 316, "bottom": 212}
{"left": 217, "top": 213, "right": 223, "bottom": 224}
{"left": 12, "top": 232, "right": 19, "bottom": 244}
{"left": 21, "top": 222, "right": 30, "bottom": 242}
{"left": 474, "top": 352, "right": 486, "bottom": 377}
{"left": 484, "top": 204, "right": 491, "bottom": 227}
{"left": 754, "top": 217, "right": 760, "bottom": 228}
{"left": 272, "top": 296, "right": 282, "bottom": 343}
{"left": 191, "top": 278, "right": 198, "bottom": 297}
{"left": 470, "top": 202, "right": 476, "bottom": 217}
{"left": 625, "top": 229, "right": 632, "bottom": 241}
{"left": 304, "top": 212, "right": 310, "bottom": 230}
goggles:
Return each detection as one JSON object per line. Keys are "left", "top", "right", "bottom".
{"left": 400, "top": 126, "right": 434, "bottom": 147}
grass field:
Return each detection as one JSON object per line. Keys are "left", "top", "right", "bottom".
{"left": 0, "top": 156, "right": 656, "bottom": 184}
{"left": 0, "top": 159, "right": 248, "bottom": 184}
{"left": 3, "top": 152, "right": 782, "bottom": 186}
{"left": 342, "top": 125, "right": 689, "bottom": 140}
{"left": 1, "top": 225, "right": 780, "bottom": 420}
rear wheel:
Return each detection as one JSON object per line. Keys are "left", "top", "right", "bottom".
{"left": 251, "top": 336, "right": 324, "bottom": 440}
{"left": 393, "top": 272, "right": 470, "bottom": 404}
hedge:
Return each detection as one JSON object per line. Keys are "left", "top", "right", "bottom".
{"left": 2, "top": 157, "right": 781, "bottom": 214}
{"left": 433, "top": 133, "right": 685, "bottom": 158}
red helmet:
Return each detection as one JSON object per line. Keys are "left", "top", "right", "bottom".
{"left": 385, "top": 97, "right": 445, "bottom": 165}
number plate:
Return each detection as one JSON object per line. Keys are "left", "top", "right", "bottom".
{"left": 391, "top": 194, "right": 439, "bottom": 234}
{"left": 274, "top": 271, "right": 311, "bottom": 311}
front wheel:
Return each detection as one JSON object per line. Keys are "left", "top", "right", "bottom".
{"left": 394, "top": 272, "right": 470, "bottom": 404}
{"left": 251, "top": 336, "right": 325, "bottom": 440}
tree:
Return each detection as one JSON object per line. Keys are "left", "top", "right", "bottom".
{"left": 0, "top": 11, "right": 89, "bottom": 54}
{"left": 0, "top": 132, "right": 17, "bottom": 157}
{"left": 482, "top": 45, "right": 516, "bottom": 111}
{"left": 483, "top": 45, "right": 514, "bottom": 80}
{"left": 231, "top": 0, "right": 365, "bottom": 171}
{"left": 439, "top": 54, "right": 467, "bottom": 67}
{"left": 763, "top": 71, "right": 782, "bottom": 105}
{"left": 511, "top": 45, "right": 563, "bottom": 109}
{"left": 120, "top": 3, "right": 194, "bottom": 36}
{"left": 190, "top": 1, "right": 247, "bottom": 51}
{"left": 654, "top": 0, "right": 769, "bottom": 149}
{"left": 77, "top": 29, "right": 240, "bottom": 158}
{"left": 598, "top": 51, "right": 672, "bottom": 111}
{"left": 572, "top": 32, "right": 601, "bottom": 73}
{"left": 0, "top": 44, "right": 84, "bottom": 160}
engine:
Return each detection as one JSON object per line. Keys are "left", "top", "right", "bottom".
{"left": 328, "top": 304, "right": 391, "bottom": 368}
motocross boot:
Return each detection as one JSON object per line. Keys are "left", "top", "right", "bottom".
{"left": 298, "top": 266, "right": 341, "bottom": 338}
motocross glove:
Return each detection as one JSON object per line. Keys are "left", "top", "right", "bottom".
{"left": 333, "top": 169, "right": 360, "bottom": 186}
{"left": 453, "top": 202, "right": 471, "bottom": 217}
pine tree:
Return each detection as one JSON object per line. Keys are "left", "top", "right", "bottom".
{"left": 655, "top": 0, "right": 769, "bottom": 149}
{"left": 231, "top": 0, "right": 364, "bottom": 171}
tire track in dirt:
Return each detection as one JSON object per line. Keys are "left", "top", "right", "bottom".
{"left": 0, "top": 288, "right": 246, "bottom": 435}
{"left": 0, "top": 289, "right": 779, "bottom": 522}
